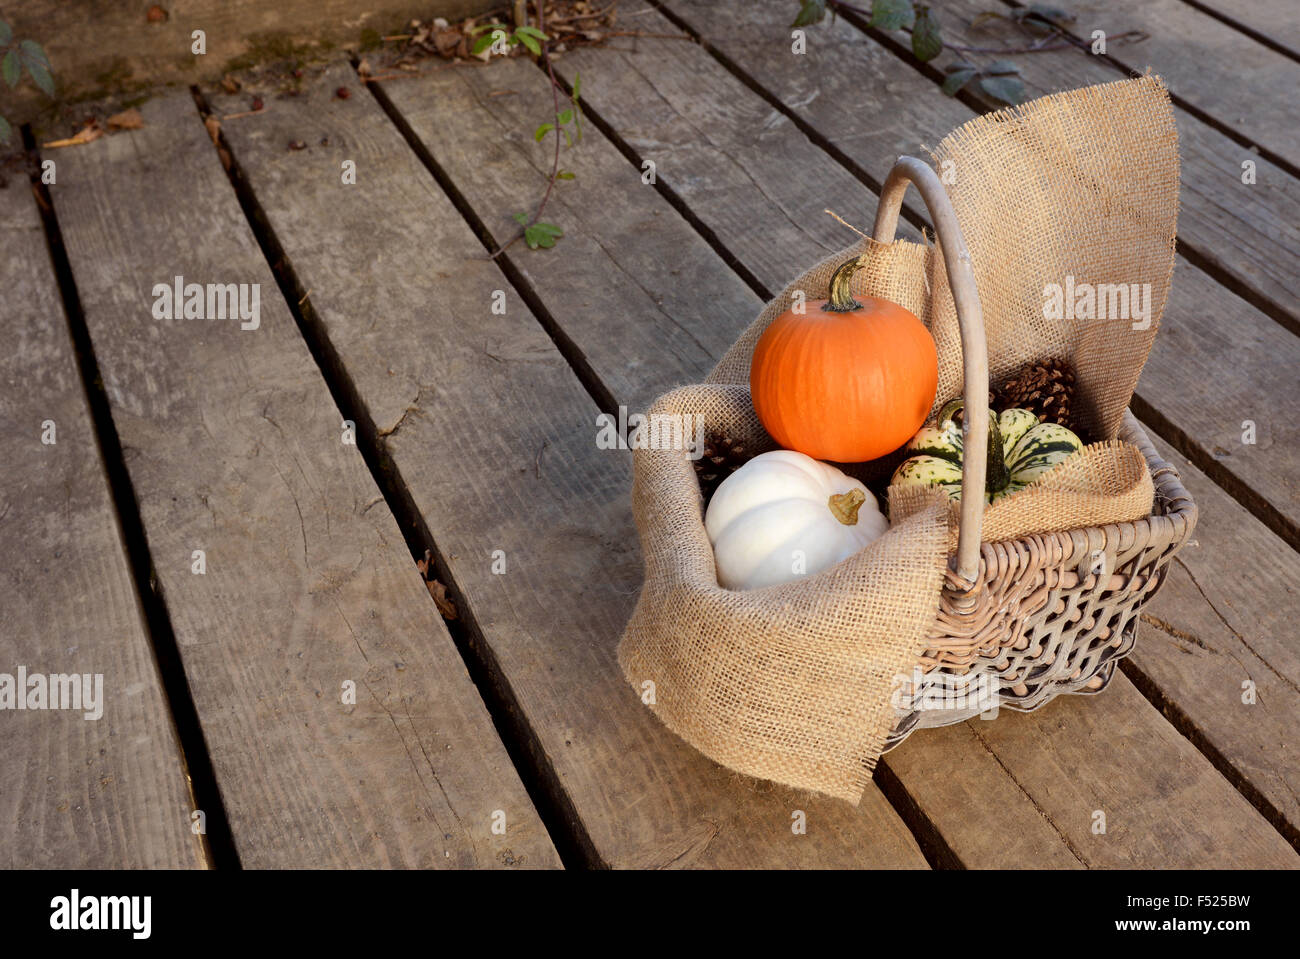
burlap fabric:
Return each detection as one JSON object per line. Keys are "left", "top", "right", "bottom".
{"left": 619, "top": 76, "right": 1179, "bottom": 803}
{"left": 890, "top": 440, "right": 1156, "bottom": 552}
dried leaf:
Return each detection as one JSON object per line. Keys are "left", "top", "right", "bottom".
{"left": 43, "top": 125, "right": 103, "bottom": 149}
{"left": 427, "top": 579, "right": 458, "bottom": 620}
{"left": 221, "top": 73, "right": 241, "bottom": 94}
{"left": 106, "top": 108, "right": 144, "bottom": 130}
{"left": 204, "top": 114, "right": 221, "bottom": 144}
{"left": 433, "top": 26, "right": 463, "bottom": 58}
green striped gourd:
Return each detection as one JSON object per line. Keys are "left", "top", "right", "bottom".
{"left": 891, "top": 399, "right": 1083, "bottom": 503}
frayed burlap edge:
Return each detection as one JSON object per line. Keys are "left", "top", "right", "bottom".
{"left": 889, "top": 440, "right": 1155, "bottom": 551}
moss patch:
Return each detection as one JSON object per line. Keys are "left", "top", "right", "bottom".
{"left": 222, "top": 31, "right": 333, "bottom": 73}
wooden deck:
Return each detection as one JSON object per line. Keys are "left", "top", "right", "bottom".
{"left": 2, "top": 0, "right": 1296, "bottom": 869}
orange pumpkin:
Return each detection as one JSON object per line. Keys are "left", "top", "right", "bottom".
{"left": 750, "top": 255, "right": 938, "bottom": 462}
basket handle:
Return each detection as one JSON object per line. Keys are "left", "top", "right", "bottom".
{"left": 871, "top": 156, "right": 988, "bottom": 586}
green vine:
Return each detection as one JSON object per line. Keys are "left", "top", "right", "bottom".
{"left": 470, "top": 7, "right": 585, "bottom": 253}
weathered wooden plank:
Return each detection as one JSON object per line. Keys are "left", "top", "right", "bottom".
{"left": 1132, "top": 430, "right": 1300, "bottom": 846}
{"left": 557, "top": 28, "right": 926, "bottom": 287}
{"left": 651, "top": 0, "right": 972, "bottom": 189}
{"left": 992, "top": 0, "right": 1300, "bottom": 169}
{"left": 211, "top": 61, "right": 931, "bottom": 868}
{"left": 44, "top": 91, "right": 560, "bottom": 869}
{"left": 930, "top": 0, "right": 1300, "bottom": 335}
{"left": 0, "top": 180, "right": 204, "bottom": 869}
{"left": 956, "top": 673, "right": 1295, "bottom": 867}
{"left": 1141, "top": 259, "right": 1299, "bottom": 541}
{"left": 881, "top": 723, "right": 1087, "bottom": 868}
{"left": 1181, "top": 0, "right": 1300, "bottom": 58}
{"left": 401, "top": 28, "right": 1299, "bottom": 863}
{"left": 652, "top": 0, "right": 1299, "bottom": 544}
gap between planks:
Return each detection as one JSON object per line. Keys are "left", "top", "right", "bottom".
{"left": 22, "top": 125, "right": 239, "bottom": 869}
{"left": 188, "top": 85, "right": 594, "bottom": 870}
{"left": 1172, "top": 0, "right": 1300, "bottom": 63}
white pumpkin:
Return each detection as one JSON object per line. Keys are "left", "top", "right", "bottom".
{"left": 705, "top": 449, "right": 889, "bottom": 590}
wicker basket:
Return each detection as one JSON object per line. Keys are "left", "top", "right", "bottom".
{"left": 872, "top": 157, "right": 1198, "bottom": 748}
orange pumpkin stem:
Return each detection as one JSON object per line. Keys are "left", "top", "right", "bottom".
{"left": 825, "top": 255, "right": 865, "bottom": 313}
{"left": 827, "top": 488, "right": 867, "bottom": 525}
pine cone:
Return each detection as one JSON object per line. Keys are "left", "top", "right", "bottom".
{"left": 993, "top": 357, "right": 1076, "bottom": 428}
{"left": 694, "top": 432, "right": 748, "bottom": 502}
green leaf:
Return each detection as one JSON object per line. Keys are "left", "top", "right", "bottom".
{"left": 523, "top": 221, "right": 562, "bottom": 249}
{"left": 979, "top": 73, "right": 1025, "bottom": 105}
{"left": 570, "top": 99, "right": 583, "bottom": 143}
{"left": 516, "top": 31, "right": 542, "bottom": 56}
{"left": 0, "top": 114, "right": 10, "bottom": 145}
{"left": 791, "top": 0, "right": 826, "bottom": 27}
{"left": 2, "top": 50, "right": 18, "bottom": 89}
{"left": 911, "top": 4, "right": 942, "bottom": 61}
{"left": 22, "top": 55, "right": 53, "bottom": 97}
{"left": 19, "top": 39, "right": 49, "bottom": 68}
{"left": 513, "top": 212, "right": 529, "bottom": 225}
{"left": 556, "top": 170, "right": 575, "bottom": 180}
{"left": 984, "top": 59, "right": 1020, "bottom": 75}
{"left": 0, "top": 21, "right": 12, "bottom": 46}
{"left": 557, "top": 108, "right": 573, "bottom": 125}
{"left": 941, "top": 67, "right": 976, "bottom": 97}
{"left": 471, "top": 33, "right": 496, "bottom": 55}
{"left": 533, "top": 122, "right": 554, "bottom": 142}
{"left": 871, "top": 0, "right": 915, "bottom": 31}
{"left": 515, "top": 26, "right": 549, "bottom": 40}
{"left": 571, "top": 70, "right": 580, "bottom": 101}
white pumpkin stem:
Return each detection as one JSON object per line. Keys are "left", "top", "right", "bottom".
{"left": 828, "top": 488, "right": 866, "bottom": 525}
